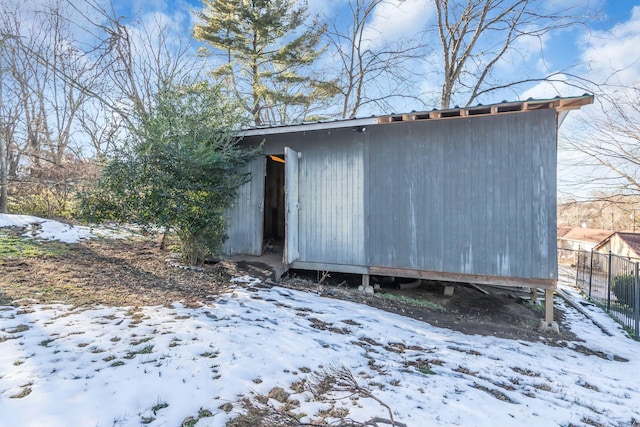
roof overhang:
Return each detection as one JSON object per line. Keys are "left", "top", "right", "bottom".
{"left": 240, "top": 94, "right": 594, "bottom": 137}
{"left": 242, "top": 117, "right": 378, "bottom": 137}
{"left": 376, "top": 94, "right": 594, "bottom": 124}
{"left": 593, "top": 233, "right": 615, "bottom": 251}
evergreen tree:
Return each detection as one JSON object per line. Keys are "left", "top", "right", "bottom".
{"left": 194, "top": 0, "right": 337, "bottom": 126}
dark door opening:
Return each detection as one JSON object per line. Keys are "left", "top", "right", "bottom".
{"left": 263, "top": 155, "right": 285, "bottom": 253}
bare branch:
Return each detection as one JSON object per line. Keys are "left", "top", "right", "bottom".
{"left": 326, "top": 0, "right": 426, "bottom": 118}
{"left": 561, "top": 83, "right": 640, "bottom": 203}
{"left": 430, "top": 0, "right": 595, "bottom": 108}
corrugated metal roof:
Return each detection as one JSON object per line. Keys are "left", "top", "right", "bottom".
{"left": 242, "top": 94, "right": 594, "bottom": 137}
{"left": 243, "top": 116, "right": 378, "bottom": 137}
{"left": 377, "top": 94, "right": 594, "bottom": 124}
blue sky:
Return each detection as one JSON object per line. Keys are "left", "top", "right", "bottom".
{"left": 107, "top": 0, "right": 640, "bottom": 199}
{"left": 7, "top": 0, "right": 640, "bottom": 198}
{"left": 116, "top": 0, "right": 640, "bottom": 109}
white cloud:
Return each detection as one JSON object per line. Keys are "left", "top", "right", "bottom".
{"left": 506, "top": 30, "right": 551, "bottom": 72}
{"left": 307, "top": 0, "right": 343, "bottom": 16}
{"left": 543, "top": 0, "right": 605, "bottom": 13}
{"left": 552, "top": 6, "right": 640, "bottom": 199}
{"left": 519, "top": 5, "right": 640, "bottom": 101}
{"left": 579, "top": 5, "right": 640, "bottom": 86}
{"left": 131, "top": 0, "right": 170, "bottom": 14}
{"left": 361, "top": 0, "right": 434, "bottom": 49}
{"left": 520, "top": 74, "right": 587, "bottom": 100}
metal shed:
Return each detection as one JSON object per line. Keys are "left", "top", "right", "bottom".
{"left": 224, "top": 95, "right": 594, "bottom": 324}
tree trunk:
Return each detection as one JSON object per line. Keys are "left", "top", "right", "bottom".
{"left": 0, "top": 64, "right": 7, "bottom": 214}
{"left": 179, "top": 231, "right": 205, "bottom": 266}
{"left": 0, "top": 135, "right": 7, "bottom": 214}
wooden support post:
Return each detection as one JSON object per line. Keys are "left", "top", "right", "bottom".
{"left": 362, "top": 274, "right": 370, "bottom": 288}
{"left": 545, "top": 288, "right": 554, "bottom": 324}
{"left": 360, "top": 274, "right": 374, "bottom": 295}
{"left": 531, "top": 288, "right": 538, "bottom": 304}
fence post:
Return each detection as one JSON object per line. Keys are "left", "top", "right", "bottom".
{"left": 635, "top": 262, "right": 639, "bottom": 337}
{"left": 575, "top": 250, "right": 580, "bottom": 289}
{"left": 588, "top": 250, "right": 594, "bottom": 300}
{"left": 607, "top": 251, "right": 612, "bottom": 312}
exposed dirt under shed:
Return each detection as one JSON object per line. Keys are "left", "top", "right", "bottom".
{"left": 275, "top": 270, "right": 575, "bottom": 343}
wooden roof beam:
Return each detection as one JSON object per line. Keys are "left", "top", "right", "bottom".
{"left": 375, "top": 95, "right": 594, "bottom": 125}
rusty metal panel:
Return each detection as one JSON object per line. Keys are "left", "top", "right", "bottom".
{"left": 367, "top": 109, "right": 558, "bottom": 281}
{"left": 223, "top": 156, "right": 266, "bottom": 256}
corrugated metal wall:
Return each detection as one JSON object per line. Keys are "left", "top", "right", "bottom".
{"left": 238, "top": 108, "right": 558, "bottom": 282}
{"left": 257, "top": 129, "right": 366, "bottom": 266}
{"left": 223, "top": 156, "right": 265, "bottom": 255}
{"left": 297, "top": 133, "right": 365, "bottom": 266}
{"left": 366, "top": 109, "right": 557, "bottom": 280}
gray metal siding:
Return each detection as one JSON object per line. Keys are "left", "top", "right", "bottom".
{"left": 242, "top": 109, "right": 558, "bottom": 281}
{"left": 254, "top": 129, "right": 366, "bottom": 266}
{"left": 367, "top": 110, "right": 557, "bottom": 280}
{"left": 223, "top": 157, "right": 266, "bottom": 255}
{"left": 297, "top": 132, "right": 365, "bottom": 266}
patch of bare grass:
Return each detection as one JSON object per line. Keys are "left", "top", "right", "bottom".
{"left": 227, "top": 366, "right": 408, "bottom": 427}
{"left": 10, "top": 384, "right": 33, "bottom": 399}
{"left": 472, "top": 383, "right": 516, "bottom": 403}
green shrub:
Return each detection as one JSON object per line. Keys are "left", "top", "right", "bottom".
{"left": 8, "top": 182, "right": 80, "bottom": 219}
{"left": 612, "top": 274, "right": 637, "bottom": 307}
{"left": 78, "top": 82, "right": 257, "bottom": 265}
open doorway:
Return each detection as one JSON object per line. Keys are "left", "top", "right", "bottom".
{"left": 263, "top": 155, "right": 285, "bottom": 254}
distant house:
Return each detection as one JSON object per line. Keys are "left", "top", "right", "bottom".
{"left": 594, "top": 232, "right": 640, "bottom": 260}
{"left": 557, "top": 227, "right": 612, "bottom": 252}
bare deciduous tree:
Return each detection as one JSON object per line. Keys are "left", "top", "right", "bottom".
{"left": 0, "top": 0, "right": 216, "bottom": 216}
{"left": 77, "top": 105, "right": 122, "bottom": 159}
{"left": 0, "top": 35, "right": 18, "bottom": 213}
{"left": 562, "top": 84, "right": 640, "bottom": 201}
{"left": 558, "top": 195, "right": 640, "bottom": 232}
{"left": 431, "top": 0, "right": 590, "bottom": 109}
{"left": 0, "top": 67, "right": 24, "bottom": 213}
{"left": 0, "top": 0, "right": 102, "bottom": 167}
{"left": 69, "top": 0, "right": 205, "bottom": 125}
{"left": 327, "top": 0, "right": 425, "bottom": 118}
{"left": 0, "top": 0, "right": 122, "bottom": 214}
{"left": 0, "top": 126, "right": 6, "bottom": 212}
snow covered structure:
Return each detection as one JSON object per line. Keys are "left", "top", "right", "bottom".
{"left": 224, "top": 95, "right": 594, "bottom": 324}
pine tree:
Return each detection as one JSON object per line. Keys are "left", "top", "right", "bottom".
{"left": 194, "top": 0, "right": 337, "bottom": 126}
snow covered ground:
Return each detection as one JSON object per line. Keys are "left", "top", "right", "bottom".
{"left": 1, "top": 215, "right": 639, "bottom": 426}
{"left": 0, "top": 213, "right": 134, "bottom": 243}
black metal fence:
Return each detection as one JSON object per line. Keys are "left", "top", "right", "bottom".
{"left": 575, "top": 249, "right": 640, "bottom": 338}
